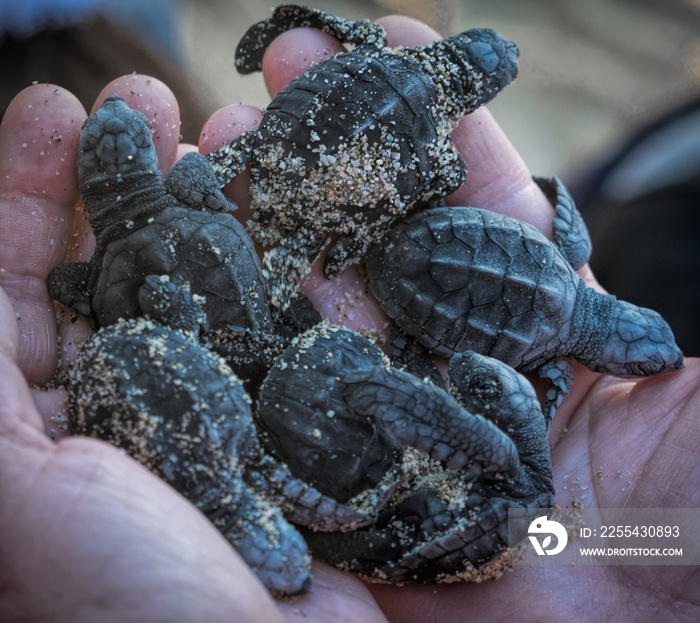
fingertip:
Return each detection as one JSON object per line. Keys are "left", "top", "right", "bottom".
{"left": 261, "top": 28, "right": 345, "bottom": 98}
{"left": 199, "top": 104, "right": 262, "bottom": 154}
{"left": 375, "top": 14, "right": 441, "bottom": 47}
{"left": 0, "top": 83, "right": 84, "bottom": 205}
{"left": 300, "top": 263, "right": 391, "bottom": 348}
{"left": 93, "top": 74, "right": 181, "bottom": 174}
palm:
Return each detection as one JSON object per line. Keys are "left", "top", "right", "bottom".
{"left": 0, "top": 14, "right": 697, "bottom": 623}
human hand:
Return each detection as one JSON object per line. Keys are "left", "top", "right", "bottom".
{"left": 1, "top": 14, "right": 697, "bottom": 623}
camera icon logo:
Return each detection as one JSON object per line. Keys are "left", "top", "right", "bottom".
{"left": 528, "top": 516, "right": 568, "bottom": 556}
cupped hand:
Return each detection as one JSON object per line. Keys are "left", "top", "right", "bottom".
{"left": 0, "top": 14, "right": 697, "bottom": 623}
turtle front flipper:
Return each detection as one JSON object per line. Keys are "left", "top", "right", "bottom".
{"left": 343, "top": 365, "right": 524, "bottom": 483}
{"left": 235, "top": 4, "right": 387, "bottom": 74}
{"left": 47, "top": 260, "right": 98, "bottom": 327}
{"left": 301, "top": 489, "right": 452, "bottom": 574}
{"left": 206, "top": 130, "right": 255, "bottom": 186}
{"left": 164, "top": 151, "right": 235, "bottom": 212}
{"left": 323, "top": 231, "right": 368, "bottom": 279}
{"left": 389, "top": 328, "right": 444, "bottom": 388}
{"left": 534, "top": 176, "right": 592, "bottom": 270}
{"left": 262, "top": 231, "right": 328, "bottom": 316}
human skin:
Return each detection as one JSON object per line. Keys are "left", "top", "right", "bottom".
{"left": 0, "top": 15, "right": 698, "bottom": 623}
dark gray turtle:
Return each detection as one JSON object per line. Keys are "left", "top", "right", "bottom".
{"left": 207, "top": 4, "right": 519, "bottom": 311}
{"left": 365, "top": 177, "right": 685, "bottom": 424}
{"left": 67, "top": 275, "right": 369, "bottom": 595}
{"left": 255, "top": 324, "right": 554, "bottom": 582}
{"left": 47, "top": 95, "right": 272, "bottom": 336}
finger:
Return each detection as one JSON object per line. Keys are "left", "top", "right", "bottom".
{"left": 0, "top": 84, "right": 84, "bottom": 385}
{"left": 298, "top": 263, "right": 391, "bottom": 340}
{"left": 0, "top": 286, "right": 19, "bottom": 363}
{"left": 0, "top": 287, "right": 50, "bottom": 438}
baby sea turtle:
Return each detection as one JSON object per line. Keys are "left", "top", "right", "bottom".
{"left": 364, "top": 177, "right": 685, "bottom": 424}
{"left": 255, "top": 324, "right": 554, "bottom": 582}
{"left": 207, "top": 4, "right": 519, "bottom": 311}
{"left": 47, "top": 95, "right": 272, "bottom": 335}
{"left": 67, "top": 276, "right": 368, "bottom": 595}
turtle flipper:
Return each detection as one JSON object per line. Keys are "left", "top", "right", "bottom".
{"left": 536, "top": 356, "right": 574, "bottom": 430}
{"left": 164, "top": 151, "right": 236, "bottom": 212}
{"left": 207, "top": 482, "right": 312, "bottom": 595}
{"left": 342, "top": 365, "right": 523, "bottom": 482}
{"left": 388, "top": 489, "right": 554, "bottom": 582}
{"left": 448, "top": 351, "right": 554, "bottom": 495}
{"left": 204, "top": 327, "right": 286, "bottom": 398}
{"left": 323, "top": 231, "right": 367, "bottom": 278}
{"left": 235, "top": 4, "right": 387, "bottom": 74}
{"left": 246, "top": 451, "right": 375, "bottom": 532}
{"left": 390, "top": 328, "right": 444, "bottom": 388}
{"left": 534, "top": 176, "right": 592, "bottom": 270}
{"left": 137, "top": 274, "right": 207, "bottom": 334}
{"left": 262, "top": 231, "right": 327, "bottom": 316}
{"left": 301, "top": 525, "right": 404, "bottom": 570}
{"left": 206, "top": 131, "right": 255, "bottom": 186}
{"left": 47, "top": 260, "right": 98, "bottom": 326}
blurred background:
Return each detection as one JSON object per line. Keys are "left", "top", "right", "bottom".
{"left": 2, "top": 0, "right": 700, "bottom": 352}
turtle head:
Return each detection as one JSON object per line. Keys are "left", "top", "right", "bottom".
{"left": 449, "top": 350, "right": 540, "bottom": 429}
{"left": 594, "top": 300, "right": 684, "bottom": 378}
{"left": 443, "top": 28, "right": 519, "bottom": 110}
{"left": 78, "top": 95, "right": 159, "bottom": 183}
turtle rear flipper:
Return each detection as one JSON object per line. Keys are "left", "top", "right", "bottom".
{"left": 235, "top": 4, "right": 387, "bottom": 74}
{"left": 208, "top": 483, "right": 312, "bottom": 596}
{"left": 137, "top": 274, "right": 208, "bottom": 334}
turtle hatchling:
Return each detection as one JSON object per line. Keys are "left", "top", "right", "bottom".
{"left": 364, "top": 177, "right": 684, "bottom": 424}
{"left": 255, "top": 324, "right": 554, "bottom": 582}
{"left": 206, "top": 4, "right": 519, "bottom": 310}
{"left": 47, "top": 95, "right": 272, "bottom": 335}
{"left": 67, "top": 275, "right": 372, "bottom": 595}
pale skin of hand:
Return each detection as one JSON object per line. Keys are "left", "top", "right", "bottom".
{"left": 0, "top": 14, "right": 697, "bottom": 623}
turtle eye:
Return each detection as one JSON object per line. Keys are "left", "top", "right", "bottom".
{"left": 470, "top": 377, "right": 501, "bottom": 401}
